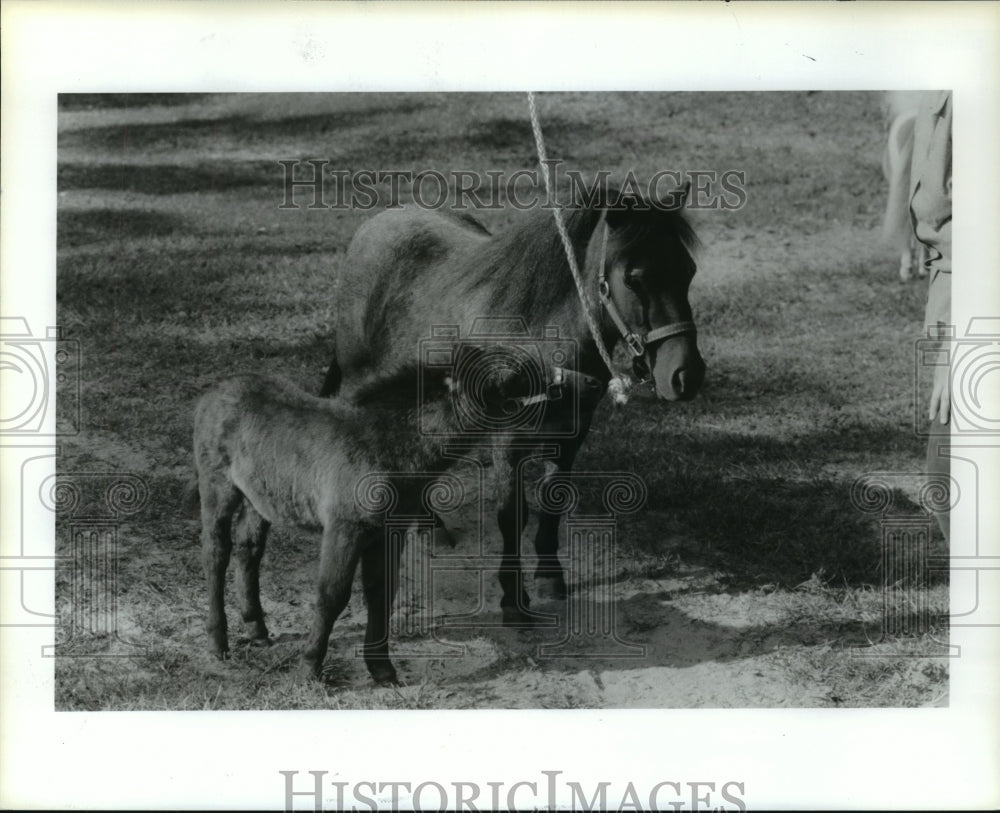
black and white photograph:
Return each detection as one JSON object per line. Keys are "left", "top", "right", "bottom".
{"left": 49, "top": 87, "right": 957, "bottom": 709}
{"left": 2, "top": 2, "right": 998, "bottom": 810}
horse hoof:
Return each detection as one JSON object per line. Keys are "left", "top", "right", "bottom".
{"left": 535, "top": 575, "right": 568, "bottom": 601}
{"left": 502, "top": 606, "right": 539, "bottom": 627}
{"left": 433, "top": 524, "right": 458, "bottom": 549}
{"left": 243, "top": 620, "right": 270, "bottom": 642}
{"left": 211, "top": 647, "right": 230, "bottom": 661}
{"left": 369, "top": 664, "right": 400, "bottom": 686}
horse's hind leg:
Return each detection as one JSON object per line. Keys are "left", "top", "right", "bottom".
{"left": 233, "top": 502, "right": 271, "bottom": 645}
{"left": 199, "top": 477, "right": 243, "bottom": 660}
{"left": 360, "top": 530, "right": 403, "bottom": 685}
{"left": 303, "top": 520, "right": 364, "bottom": 679}
{"left": 532, "top": 460, "right": 569, "bottom": 600}
{"left": 493, "top": 450, "right": 534, "bottom": 625}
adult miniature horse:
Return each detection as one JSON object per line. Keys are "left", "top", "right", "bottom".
{"left": 320, "top": 183, "right": 705, "bottom": 623}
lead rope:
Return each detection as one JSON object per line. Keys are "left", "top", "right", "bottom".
{"left": 526, "top": 91, "right": 631, "bottom": 406}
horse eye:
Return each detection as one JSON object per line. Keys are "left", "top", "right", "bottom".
{"left": 623, "top": 269, "right": 640, "bottom": 289}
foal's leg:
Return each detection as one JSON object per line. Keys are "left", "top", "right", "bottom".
{"left": 493, "top": 449, "right": 534, "bottom": 626}
{"left": 360, "top": 529, "right": 403, "bottom": 685}
{"left": 532, "top": 411, "right": 596, "bottom": 600}
{"left": 303, "top": 520, "right": 364, "bottom": 679}
{"left": 200, "top": 478, "right": 243, "bottom": 659}
{"left": 233, "top": 502, "right": 271, "bottom": 645}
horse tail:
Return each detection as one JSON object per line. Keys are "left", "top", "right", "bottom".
{"left": 881, "top": 109, "right": 917, "bottom": 251}
{"left": 319, "top": 354, "right": 342, "bottom": 397}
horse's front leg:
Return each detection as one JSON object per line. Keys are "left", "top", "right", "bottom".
{"left": 532, "top": 410, "right": 597, "bottom": 600}
{"left": 303, "top": 519, "right": 364, "bottom": 679}
{"left": 492, "top": 449, "right": 533, "bottom": 626}
{"left": 200, "top": 480, "right": 243, "bottom": 660}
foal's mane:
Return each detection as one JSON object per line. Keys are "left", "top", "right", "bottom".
{"left": 457, "top": 184, "right": 698, "bottom": 316}
{"left": 350, "top": 363, "right": 446, "bottom": 411}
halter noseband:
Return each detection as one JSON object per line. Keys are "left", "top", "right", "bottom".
{"left": 597, "top": 221, "right": 697, "bottom": 359}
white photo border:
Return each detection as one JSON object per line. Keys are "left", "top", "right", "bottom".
{"left": 2, "top": 1, "right": 998, "bottom": 810}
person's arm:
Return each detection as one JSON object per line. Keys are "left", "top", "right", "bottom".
{"left": 911, "top": 91, "right": 953, "bottom": 425}
{"left": 926, "top": 273, "right": 951, "bottom": 425}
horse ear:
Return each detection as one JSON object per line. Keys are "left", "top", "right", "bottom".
{"left": 657, "top": 180, "right": 691, "bottom": 211}
{"left": 605, "top": 195, "right": 637, "bottom": 229}
{"left": 675, "top": 179, "right": 691, "bottom": 207}
{"left": 606, "top": 207, "right": 626, "bottom": 229}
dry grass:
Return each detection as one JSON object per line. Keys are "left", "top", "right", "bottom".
{"left": 55, "top": 91, "right": 948, "bottom": 710}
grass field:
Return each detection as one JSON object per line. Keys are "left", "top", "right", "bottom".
{"left": 54, "top": 92, "right": 948, "bottom": 709}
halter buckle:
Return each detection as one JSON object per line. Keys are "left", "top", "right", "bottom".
{"left": 624, "top": 333, "right": 645, "bottom": 357}
{"left": 546, "top": 365, "right": 564, "bottom": 401}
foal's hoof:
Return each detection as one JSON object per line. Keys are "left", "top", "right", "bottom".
{"left": 208, "top": 627, "right": 230, "bottom": 660}
{"left": 535, "top": 574, "right": 568, "bottom": 601}
{"left": 368, "top": 664, "right": 400, "bottom": 686}
{"left": 242, "top": 620, "right": 271, "bottom": 644}
{"left": 301, "top": 658, "right": 325, "bottom": 682}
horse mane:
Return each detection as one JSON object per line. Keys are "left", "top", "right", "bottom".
{"left": 457, "top": 183, "right": 698, "bottom": 316}
{"left": 603, "top": 186, "right": 699, "bottom": 255}
{"left": 352, "top": 181, "right": 699, "bottom": 380}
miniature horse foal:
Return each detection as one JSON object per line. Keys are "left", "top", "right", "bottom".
{"left": 194, "top": 353, "right": 603, "bottom": 684}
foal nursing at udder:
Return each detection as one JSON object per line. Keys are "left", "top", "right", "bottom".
{"left": 193, "top": 350, "right": 603, "bottom": 684}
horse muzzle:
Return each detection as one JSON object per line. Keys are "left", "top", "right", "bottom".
{"left": 651, "top": 339, "right": 705, "bottom": 402}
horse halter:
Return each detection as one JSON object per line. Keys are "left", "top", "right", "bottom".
{"left": 515, "top": 365, "right": 603, "bottom": 406}
{"left": 596, "top": 221, "right": 697, "bottom": 363}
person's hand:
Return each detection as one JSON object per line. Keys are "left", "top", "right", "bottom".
{"left": 928, "top": 362, "right": 951, "bottom": 425}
